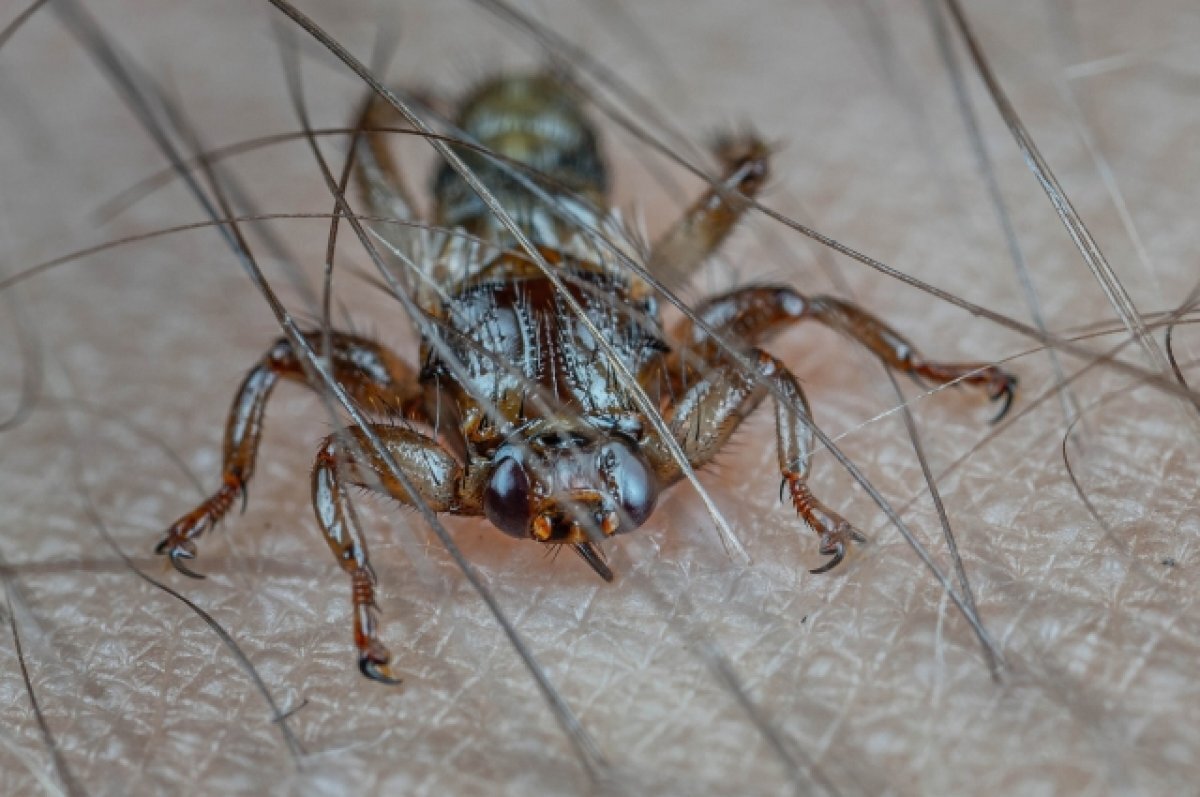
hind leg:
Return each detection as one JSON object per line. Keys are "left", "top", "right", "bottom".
{"left": 646, "top": 134, "right": 771, "bottom": 288}
{"left": 674, "top": 286, "right": 1017, "bottom": 421}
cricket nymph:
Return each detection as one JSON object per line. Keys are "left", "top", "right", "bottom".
{"left": 156, "top": 74, "right": 1016, "bottom": 683}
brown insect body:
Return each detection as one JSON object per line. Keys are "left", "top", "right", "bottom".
{"left": 421, "top": 249, "right": 666, "bottom": 534}
{"left": 157, "top": 73, "right": 1016, "bottom": 682}
{"left": 420, "top": 76, "right": 669, "bottom": 549}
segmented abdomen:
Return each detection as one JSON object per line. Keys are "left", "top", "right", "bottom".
{"left": 432, "top": 74, "right": 608, "bottom": 249}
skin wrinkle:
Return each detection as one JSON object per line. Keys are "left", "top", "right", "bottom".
{"left": 1016, "top": 405, "right": 1199, "bottom": 667}
{"left": 1110, "top": 478, "right": 1200, "bottom": 699}
{"left": 4, "top": 0, "right": 1200, "bottom": 795}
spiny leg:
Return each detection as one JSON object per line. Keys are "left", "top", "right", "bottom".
{"left": 312, "top": 423, "right": 475, "bottom": 683}
{"left": 646, "top": 134, "right": 770, "bottom": 289}
{"left": 675, "top": 286, "right": 1017, "bottom": 422}
{"left": 645, "top": 348, "right": 864, "bottom": 573}
{"left": 156, "top": 331, "right": 424, "bottom": 577}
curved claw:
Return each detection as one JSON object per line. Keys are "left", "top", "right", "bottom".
{"left": 358, "top": 654, "right": 402, "bottom": 685}
{"left": 155, "top": 540, "right": 206, "bottom": 579}
{"left": 988, "top": 373, "right": 1018, "bottom": 424}
{"left": 810, "top": 540, "right": 845, "bottom": 574}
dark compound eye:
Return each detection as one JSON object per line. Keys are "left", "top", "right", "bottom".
{"left": 484, "top": 455, "right": 532, "bottom": 538}
{"left": 598, "top": 442, "right": 658, "bottom": 531}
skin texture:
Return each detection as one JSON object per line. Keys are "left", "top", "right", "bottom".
{"left": 2, "top": 1, "right": 1200, "bottom": 795}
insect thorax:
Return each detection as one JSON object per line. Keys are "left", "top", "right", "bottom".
{"left": 420, "top": 252, "right": 665, "bottom": 449}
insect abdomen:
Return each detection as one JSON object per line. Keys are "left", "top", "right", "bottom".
{"left": 433, "top": 74, "right": 608, "bottom": 245}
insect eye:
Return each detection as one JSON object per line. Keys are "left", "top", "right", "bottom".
{"left": 598, "top": 442, "right": 658, "bottom": 531}
{"left": 484, "top": 456, "right": 532, "bottom": 538}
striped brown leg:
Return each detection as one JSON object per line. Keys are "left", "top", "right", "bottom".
{"left": 676, "top": 286, "right": 1017, "bottom": 421}
{"left": 311, "top": 424, "right": 472, "bottom": 683}
{"left": 651, "top": 286, "right": 1016, "bottom": 571}
{"left": 646, "top": 134, "right": 770, "bottom": 289}
{"left": 646, "top": 348, "right": 864, "bottom": 573}
{"left": 156, "top": 331, "right": 423, "bottom": 577}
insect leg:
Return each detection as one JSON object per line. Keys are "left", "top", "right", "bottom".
{"left": 803, "top": 294, "right": 1017, "bottom": 421}
{"left": 646, "top": 134, "right": 770, "bottom": 289}
{"left": 312, "top": 424, "right": 477, "bottom": 683}
{"left": 354, "top": 91, "right": 419, "bottom": 240}
{"left": 678, "top": 286, "right": 1017, "bottom": 422}
{"left": 645, "top": 348, "right": 863, "bottom": 574}
{"left": 354, "top": 89, "right": 452, "bottom": 310}
{"left": 155, "top": 331, "right": 423, "bottom": 578}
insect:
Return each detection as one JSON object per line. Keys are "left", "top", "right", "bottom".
{"left": 155, "top": 72, "right": 1017, "bottom": 683}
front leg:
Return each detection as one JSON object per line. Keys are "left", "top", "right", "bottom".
{"left": 312, "top": 424, "right": 481, "bottom": 683}
{"left": 156, "top": 331, "right": 423, "bottom": 577}
{"left": 645, "top": 348, "right": 864, "bottom": 573}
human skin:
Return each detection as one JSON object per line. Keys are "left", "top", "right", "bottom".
{"left": 2, "top": 1, "right": 1199, "bottom": 795}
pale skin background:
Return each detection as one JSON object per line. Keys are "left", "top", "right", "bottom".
{"left": 2, "top": 1, "right": 1200, "bottom": 795}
